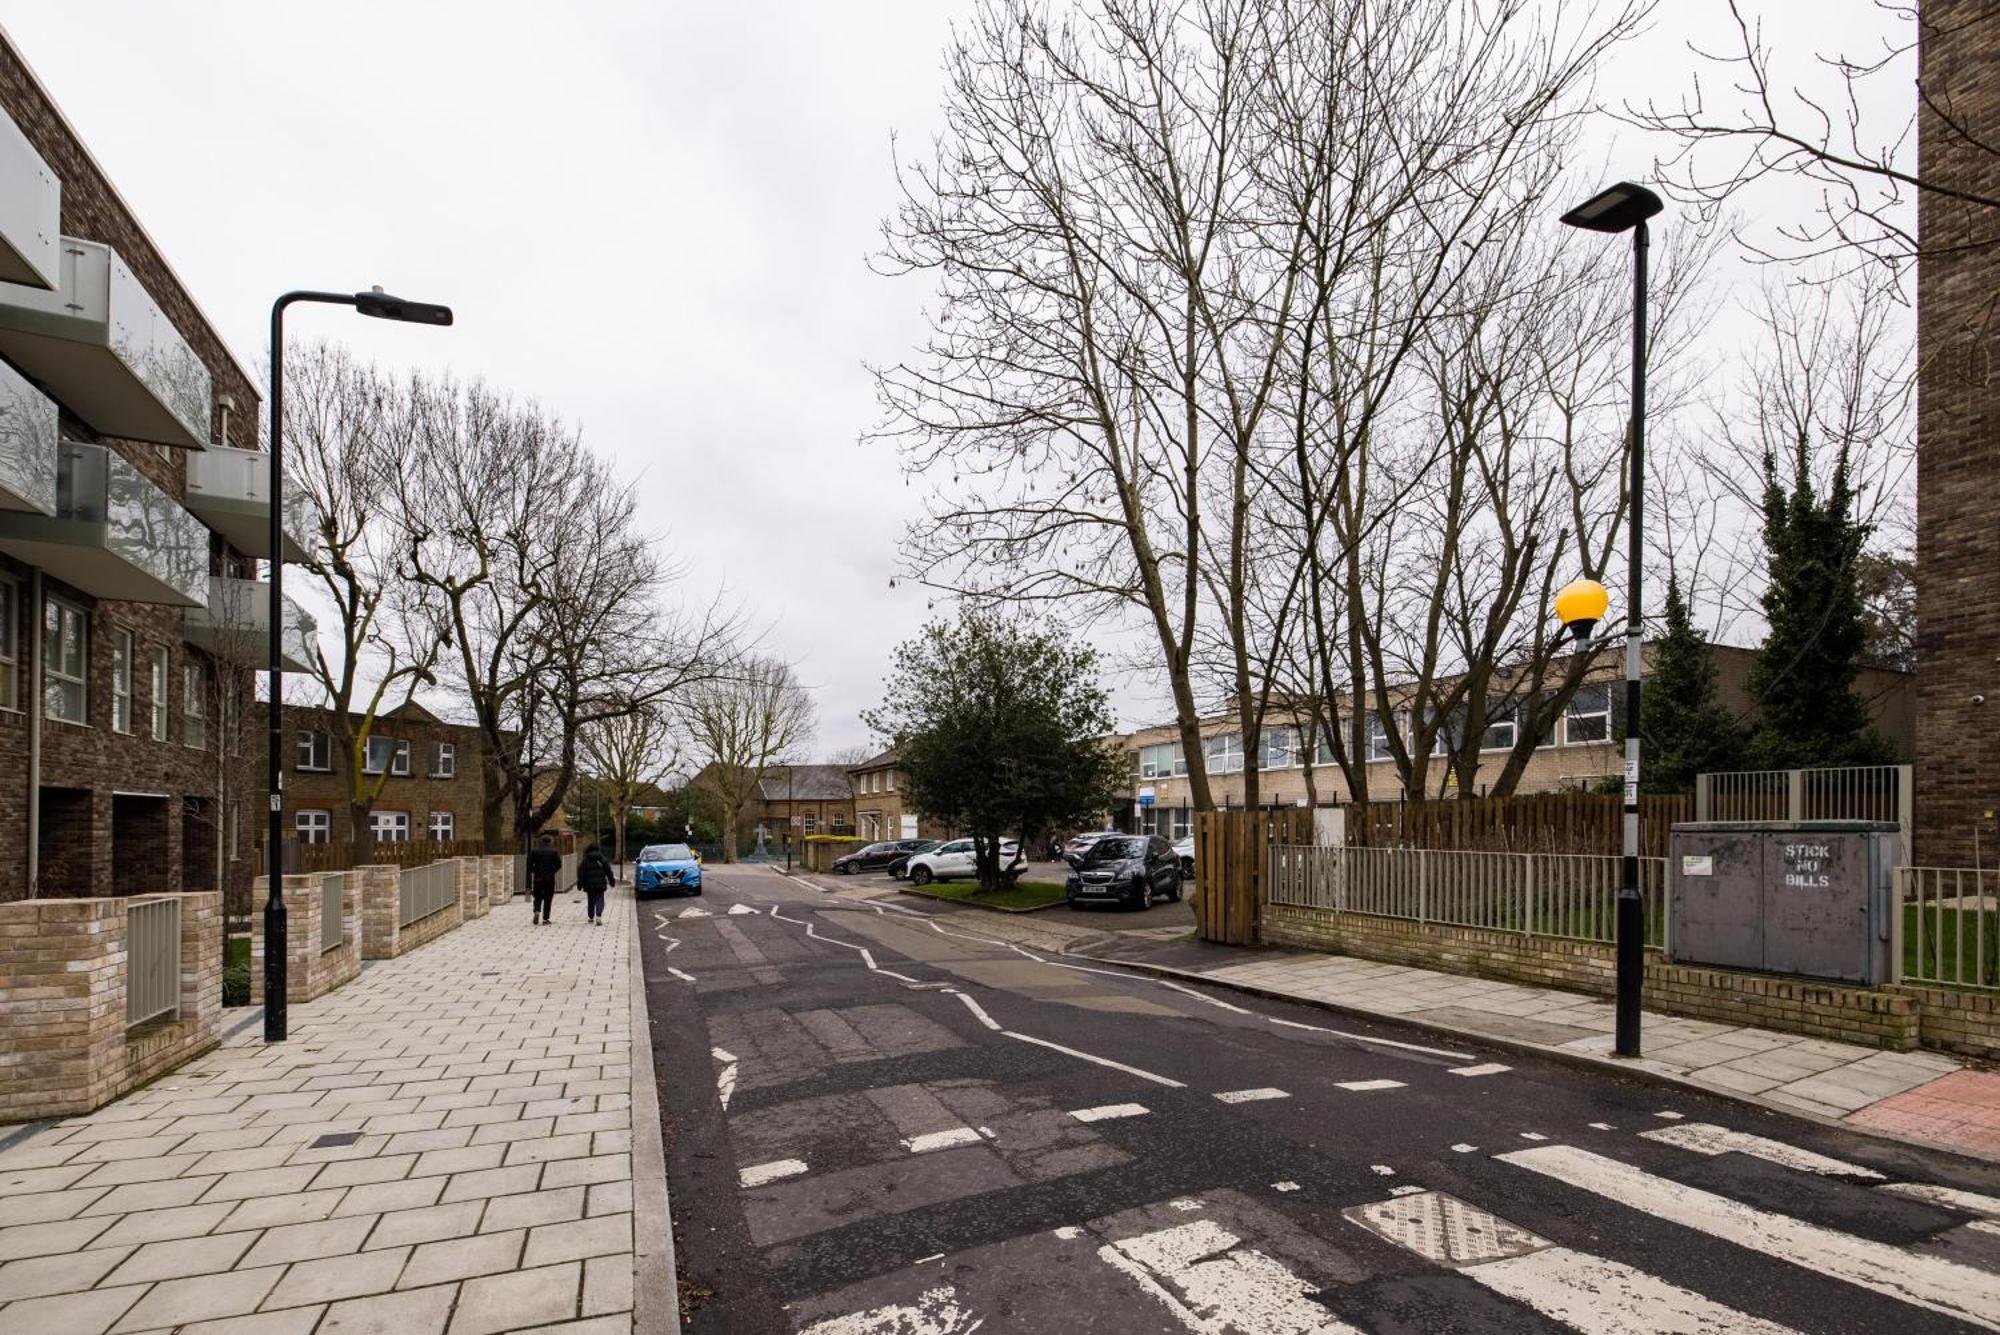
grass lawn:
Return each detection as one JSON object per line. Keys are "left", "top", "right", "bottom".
{"left": 1903, "top": 902, "right": 2000, "bottom": 988}
{"left": 901, "top": 879, "right": 1069, "bottom": 912}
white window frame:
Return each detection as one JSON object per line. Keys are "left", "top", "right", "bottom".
{"left": 43, "top": 595, "right": 88, "bottom": 725}
{"left": 108, "top": 629, "right": 133, "bottom": 733}
{"left": 391, "top": 739, "right": 411, "bottom": 776}
{"left": 1481, "top": 714, "right": 1519, "bottom": 752}
{"left": 183, "top": 661, "right": 206, "bottom": 750}
{"left": 1563, "top": 683, "right": 1612, "bottom": 745}
{"left": 363, "top": 735, "right": 394, "bottom": 775}
{"left": 371, "top": 810, "right": 410, "bottom": 843}
{"left": 1366, "top": 711, "right": 1401, "bottom": 763}
{"left": 886, "top": 771, "right": 896, "bottom": 792}
{"left": 432, "top": 741, "right": 455, "bottom": 779}
{"left": 150, "top": 647, "right": 170, "bottom": 740}
{"left": 0, "top": 575, "right": 18, "bottom": 712}
{"left": 296, "top": 808, "right": 332, "bottom": 844}
{"left": 297, "top": 730, "right": 331, "bottom": 771}
{"left": 1206, "top": 732, "right": 1244, "bottom": 775}
{"left": 428, "top": 810, "right": 454, "bottom": 842}
{"left": 1258, "top": 726, "right": 1296, "bottom": 770}
{"left": 1139, "top": 742, "right": 1188, "bottom": 779}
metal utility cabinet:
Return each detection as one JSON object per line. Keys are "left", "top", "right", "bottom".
{"left": 1669, "top": 821, "right": 1901, "bottom": 986}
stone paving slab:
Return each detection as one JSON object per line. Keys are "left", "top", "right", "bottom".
{"left": 0, "top": 888, "right": 652, "bottom": 1335}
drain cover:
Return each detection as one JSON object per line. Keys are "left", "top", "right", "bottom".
{"left": 310, "top": 1132, "right": 364, "bottom": 1149}
{"left": 1345, "top": 1191, "right": 1548, "bottom": 1266}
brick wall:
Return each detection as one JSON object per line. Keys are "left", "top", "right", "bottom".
{"left": 457, "top": 858, "right": 488, "bottom": 921}
{"left": 357, "top": 861, "right": 466, "bottom": 961}
{"left": 248, "top": 873, "right": 359, "bottom": 1005}
{"left": 1891, "top": 983, "right": 2000, "bottom": 1061}
{"left": 0, "top": 891, "right": 220, "bottom": 1122}
{"left": 1914, "top": 4, "right": 2000, "bottom": 865}
{"left": 483, "top": 854, "right": 514, "bottom": 906}
{"left": 1263, "top": 905, "right": 1921, "bottom": 1051}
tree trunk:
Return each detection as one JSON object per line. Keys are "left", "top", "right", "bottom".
{"left": 719, "top": 806, "right": 739, "bottom": 864}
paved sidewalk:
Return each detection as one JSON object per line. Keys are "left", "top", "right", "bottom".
{"left": 1074, "top": 934, "right": 2000, "bottom": 1161}
{"left": 0, "top": 888, "right": 653, "bottom": 1335}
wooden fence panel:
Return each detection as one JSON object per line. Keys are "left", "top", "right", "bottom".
{"left": 1195, "top": 807, "right": 1313, "bottom": 945}
{"left": 1339, "top": 792, "right": 1689, "bottom": 858}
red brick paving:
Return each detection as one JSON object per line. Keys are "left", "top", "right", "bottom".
{"left": 1846, "top": 1070, "right": 2000, "bottom": 1157}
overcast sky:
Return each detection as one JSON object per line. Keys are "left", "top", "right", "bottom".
{"left": 0, "top": 1, "right": 1903, "bottom": 758}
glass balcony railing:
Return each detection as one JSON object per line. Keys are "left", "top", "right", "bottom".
{"left": 0, "top": 358, "right": 58, "bottom": 517}
{"left": 185, "top": 444, "right": 312, "bottom": 561}
{"left": 0, "top": 238, "right": 212, "bottom": 449}
{"left": 0, "top": 439, "right": 208, "bottom": 605}
{"left": 0, "top": 105, "right": 59, "bottom": 290}
{"left": 183, "top": 575, "right": 318, "bottom": 673}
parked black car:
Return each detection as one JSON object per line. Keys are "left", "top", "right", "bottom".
{"left": 886, "top": 840, "right": 944, "bottom": 880}
{"left": 1065, "top": 834, "right": 1183, "bottom": 910}
{"left": 831, "top": 839, "right": 933, "bottom": 875}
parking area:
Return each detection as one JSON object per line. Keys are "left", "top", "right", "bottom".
{"left": 820, "top": 858, "right": 1197, "bottom": 934}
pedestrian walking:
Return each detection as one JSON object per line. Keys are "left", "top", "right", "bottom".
{"left": 578, "top": 842, "right": 616, "bottom": 924}
{"left": 526, "top": 833, "right": 562, "bottom": 925}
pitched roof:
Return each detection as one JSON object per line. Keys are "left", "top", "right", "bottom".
{"left": 757, "top": 764, "right": 855, "bottom": 802}
{"left": 849, "top": 747, "right": 898, "bottom": 773}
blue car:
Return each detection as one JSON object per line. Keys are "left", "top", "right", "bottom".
{"left": 633, "top": 843, "right": 703, "bottom": 897}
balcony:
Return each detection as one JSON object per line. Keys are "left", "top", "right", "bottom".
{"left": 0, "top": 238, "right": 212, "bottom": 449}
{"left": 0, "top": 439, "right": 207, "bottom": 605}
{"left": 184, "top": 575, "right": 317, "bottom": 673}
{"left": 185, "top": 445, "right": 312, "bottom": 561}
{"left": 0, "top": 357, "right": 58, "bottom": 516}
{"left": 0, "top": 106, "right": 59, "bottom": 289}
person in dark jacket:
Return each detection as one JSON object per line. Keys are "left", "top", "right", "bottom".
{"left": 578, "top": 844, "right": 617, "bottom": 924}
{"left": 526, "top": 833, "right": 563, "bottom": 925}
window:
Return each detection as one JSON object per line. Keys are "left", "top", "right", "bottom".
{"left": 43, "top": 596, "right": 88, "bottom": 724}
{"left": 297, "top": 730, "right": 331, "bottom": 771}
{"left": 1429, "top": 707, "right": 1466, "bottom": 757}
{"left": 1366, "top": 712, "right": 1399, "bottom": 763}
{"left": 1564, "top": 684, "right": 1611, "bottom": 745}
{"left": 1258, "top": 727, "right": 1296, "bottom": 770}
{"left": 1206, "top": 732, "right": 1244, "bottom": 774}
{"left": 428, "top": 810, "right": 454, "bottom": 842}
{"left": 432, "top": 741, "right": 455, "bottom": 778}
{"left": 391, "top": 739, "right": 411, "bottom": 776}
{"left": 150, "top": 648, "right": 169, "bottom": 740}
{"left": 1481, "top": 711, "right": 1518, "bottom": 752}
{"left": 103, "top": 628, "right": 132, "bottom": 733}
{"left": 1139, "top": 742, "right": 1188, "bottom": 779}
{"left": 371, "top": 810, "right": 410, "bottom": 843}
{"left": 886, "top": 771, "right": 896, "bottom": 792}
{"left": 0, "top": 576, "right": 17, "bottom": 711}
{"left": 296, "top": 809, "right": 332, "bottom": 844}
{"left": 1315, "top": 732, "right": 1336, "bottom": 766}
{"left": 183, "top": 662, "right": 206, "bottom": 749}
{"left": 363, "top": 735, "right": 395, "bottom": 775}
{"left": 1172, "top": 807, "right": 1192, "bottom": 840}
{"left": 803, "top": 813, "right": 818, "bottom": 833}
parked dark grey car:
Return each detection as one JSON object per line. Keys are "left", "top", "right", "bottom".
{"left": 1065, "top": 834, "right": 1183, "bottom": 910}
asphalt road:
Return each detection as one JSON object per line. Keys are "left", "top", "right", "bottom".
{"left": 639, "top": 863, "right": 2000, "bottom": 1335}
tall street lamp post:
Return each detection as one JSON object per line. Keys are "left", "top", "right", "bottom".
{"left": 1556, "top": 180, "right": 1661, "bottom": 1060}
{"left": 265, "top": 288, "right": 451, "bottom": 1043}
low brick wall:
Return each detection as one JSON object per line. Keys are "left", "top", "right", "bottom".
{"left": 358, "top": 863, "right": 465, "bottom": 961}
{"left": 1893, "top": 983, "right": 2000, "bottom": 1060}
{"left": 250, "top": 874, "right": 360, "bottom": 1005}
{"left": 458, "top": 858, "right": 488, "bottom": 921}
{"left": 0, "top": 892, "right": 221, "bottom": 1122}
{"left": 484, "top": 854, "right": 514, "bottom": 906}
{"left": 1264, "top": 904, "right": 1921, "bottom": 1051}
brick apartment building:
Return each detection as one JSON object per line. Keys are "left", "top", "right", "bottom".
{"left": 1915, "top": 5, "right": 2000, "bottom": 865}
{"left": 0, "top": 34, "right": 315, "bottom": 902}
{"left": 267, "top": 701, "right": 494, "bottom": 849}
{"left": 848, "top": 747, "right": 952, "bottom": 842}
{"left": 755, "top": 764, "right": 857, "bottom": 842}
{"left": 1117, "top": 642, "right": 1914, "bottom": 839}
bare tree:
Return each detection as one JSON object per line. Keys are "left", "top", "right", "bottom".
{"left": 683, "top": 659, "right": 816, "bottom": 862}
{"left": 581, "top": 702, "right": 681, "bottom": 867}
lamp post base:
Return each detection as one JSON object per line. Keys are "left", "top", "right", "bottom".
{"left": 263, "top": 895, "right": 287, "bottom": 1042}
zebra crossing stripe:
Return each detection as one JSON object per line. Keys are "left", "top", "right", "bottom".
{"left": 1640, "top": 1123, "right": 1883, "bottom": 1179}
{"left": 1069, "top": 1103, "right": 1149, "bottom": 1123}
{"left": 1448, "top": 1063, "right": 1510, "bottom": 1078}
{"left": 1335, "top": 1080, "right": 1404, "bottom": 1092}
{"left": 1215, "top": 1088, "right": 1290, "bottom": 1104}
{"left": 1878, "top": 1182, "right": 2000, "bottom": 1218}
{"left": 1347, "top": 1190, "right": 1802, "bottom": 1335}
{"left": 1498, "top": 1145, "right": 2000, "bottom": 1330}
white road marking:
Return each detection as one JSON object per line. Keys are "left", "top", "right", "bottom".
{"left": 1641, "top": 1123, "right": 1885, "bottom": 1179}
{"left": 1004, "top": 1031, "right": 1186, "bottom": 1087}
{"left": 711, "top": 1047, "right": 737, "bottom": 1063}
{"left": 1272, "top": 1181, "right": 1300, "bottom": 1192}
{"left": 1335, "top": 1080, "right": 1405, "bottom": 1092}
{"left": 679, "top": 906, "right": 711, "bottom": 918}
{"left": 728, "top": 903, "right": 759, "bottom": 915}
{"left": 1054, "top": 1226, "right": 1083, "bottom": 1240}
{"left": 1449, "top": 1063, "right": 1511, "bottom": 1078}
{"left": 1214, "top": 1088, "right": 1290, "bottom": 1104}
{"left": 1451, "top": 1144, "right": 1479, "bottom": 1153}
{"left": 1158, "top": 980, "right": 1252, "bottom": 1014}
{"left": 667, "top": 967, "right": 697, "bottom": 984}
{"left": 739, "top": 1158, "right": 809, "bottom": 1188}
{"left": 915, "top": 1253, "right": 945, "bottom": 1264}
{"left": 1518, "top": 1132, "right": 1547, "bottom": 1141}
{"left": 1170, "top": 1198, "right": 1203, "bottom": 1211}
{"left": 1100, "top": 1218, "right": 1364, "bottom": 1335}
{"left": 1389, "top": 1185, "right": 1425, "bottom": 1197}
{"left": 1589, "top": 1122, "right": 1616, "bottom": 1131}
{"left": 711, "top": 1047, "right": 738, "bottom": 1111}
{"left": 1370, "top": 1165, "right": 1395, "bottom": 1176}
{"left": 1974, "top": 1220, "right": 2000, "bottom": 1238}
{"left": 796, "top": 1284, "right": 982, "bottom": 1335}
{"left": 1498, "top": 1144, "right": 2000, "bottom": 1329}
{"left": 904, "top": 1127, "right": 985, "bottom": 1154}
{"left": 954, "top": 993, "right": 1002, "bottom": 1031}
{"left": 1069, "top": 1103, "right": 1150, "bottom": 1123}
{"left": 1264, "top": 1016, "right": 1473, "bottom": 1061}
{"left": 1655, "top": 1110, "right": 1684, "bottom": 1120}
{"left": 1879, "top": 1182, "right": 2000, "bottom": 1218}
{"left": 1349, "top": 1189, "right": 1803, "bottom": 1334}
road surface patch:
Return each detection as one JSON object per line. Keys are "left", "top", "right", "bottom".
{"left": 1640, "top": 1123, "right": 1885, "bottom": 1179}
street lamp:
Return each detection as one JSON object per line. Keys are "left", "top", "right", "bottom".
{"left": 1557, "top": 180, "right": 1660, "bottom": 1060}
{"left": 265, "top": 287, "right": 451, "bottom": 1043}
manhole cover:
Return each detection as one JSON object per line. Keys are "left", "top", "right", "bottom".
{"left": 310, "top": 1132, "right": 364, "bottom": 1149}
{"left": 1345, "top": 1191, "right": 1548, "bottom": 1266}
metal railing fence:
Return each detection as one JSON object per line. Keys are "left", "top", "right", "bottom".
{"left": 1269, "top": 843, "right": 1669, "bottom": 948}
{"left": 1897, "top": 866, "right": 1999, "bottom": 991}
{"left": 126, "top": 897, "right": 181, "bottom": 1028}
{"left": 320, "top": 873, "right": 348, "bottom": 953}
{"left": 398, "top": 861, "right": 458, "bottom": 928}
{"left": 513, "top": 849, "right": 582, "bottom": 896}
{"left": 1697, "top": 765, "right": 1911, "bottom": 828}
